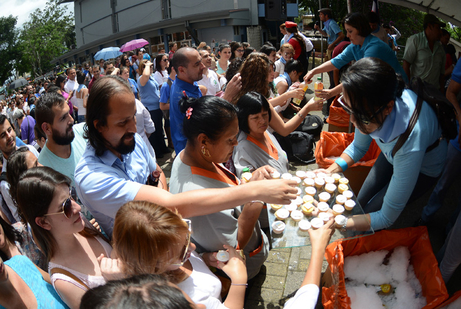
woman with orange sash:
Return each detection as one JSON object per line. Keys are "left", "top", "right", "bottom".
{"left": 169, "top": 95, "right": 272, "bottom": 279}
{"left": 233, "top": 92, "right": 289, "bottom": 177}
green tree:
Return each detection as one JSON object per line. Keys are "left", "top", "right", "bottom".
{"left": 0, "top": 15, "right": 19, "bottom": 85}
{"left": 17, "top": 0, "right": 75, "bottom": 77}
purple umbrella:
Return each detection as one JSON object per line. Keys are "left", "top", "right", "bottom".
{"left": 119, "top": 39, "right": 149, "bottom": 52}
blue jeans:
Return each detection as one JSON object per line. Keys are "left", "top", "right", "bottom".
{"left": 358, "top": 152, "right": 438, "bottom": 217}
{"left": 421, "top": 143, "right": 461, "bottom": 222}
{"left": 77, "top": 115, "right": 86, "bottom": 123}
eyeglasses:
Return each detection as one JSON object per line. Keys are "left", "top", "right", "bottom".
{"left": 171, "top": 219, "right": 192, "bottom": 267}
{"left": 162, "top": 59, "right": 169, "bottom": 62}
{"left": 337, "top": 95, "right": 387, "bottom": 125}
{"left": 44, "top": 188, "right": 73, "bottom": 219}
{"left": 236, "top": 49, "right": 244, "bottom": 53}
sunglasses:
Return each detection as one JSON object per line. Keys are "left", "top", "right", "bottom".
{"left": 337, "top": 95, "right": 387, "bottom": 125}
{"left": 44, "top": 188, "right": 73, "bottom": 219}
{"left": 172, "top": 219, "right": 192, "bottom": 267}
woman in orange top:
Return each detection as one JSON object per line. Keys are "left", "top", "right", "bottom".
{"left": 233, "top": 91, "right": 289, "bottom": 177}
{"left": 169, "top": 95, "right": 277, "bottom": 279}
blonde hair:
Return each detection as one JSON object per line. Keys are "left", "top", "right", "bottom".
{"left": 280, "top": 43, "right": 294, "bottom": 53}
{"left": 113, "top": 201, "right": 190, "bottom": 282}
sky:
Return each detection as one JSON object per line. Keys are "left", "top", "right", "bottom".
{"left": 0, "top": 0, "right": 74, "bottom": 29}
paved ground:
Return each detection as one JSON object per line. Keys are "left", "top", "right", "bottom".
{"left": 156, "top": 71, "right": 461, "bottom": 308}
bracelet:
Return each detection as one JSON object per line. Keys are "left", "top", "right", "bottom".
{"left": 231, "top": 283, "right": 248, "bottom": 287}
{"left": 250, "top": 200, "right": 264, "bottom": 204}
{"left": 341, "top": 219, "right": 348, "bottom": 232}
{"left": 297, "top": 113, "right": 305, "bottom": 119}
{"left": 335, "top": 157, "right": 348, "bottom": 172}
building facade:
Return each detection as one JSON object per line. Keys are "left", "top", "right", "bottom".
{"left": 56, "top": 0, "right": 298, "bottom": 65}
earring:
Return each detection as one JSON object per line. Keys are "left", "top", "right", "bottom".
{"left": 201, "top": 146, "right": 211, "bottom": 158}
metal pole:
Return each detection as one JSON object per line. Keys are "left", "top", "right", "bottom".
{"left": 319, "top": 0, "right": 323, "bottom": 81}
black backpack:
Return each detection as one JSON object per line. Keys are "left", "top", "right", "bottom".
{"left": 273, "top": 131, "right": 316, "bottom": 164}
{"left": 392, "top": 77, "right": 457, "bottom": 156}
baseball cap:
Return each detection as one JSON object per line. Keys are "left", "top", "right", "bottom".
{"left": 285, "top": 21, "right": 297, "bottom": 29}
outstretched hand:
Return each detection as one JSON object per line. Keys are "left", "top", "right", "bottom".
{"left": 97, "top": 254, "right": 124, "bottom": 281}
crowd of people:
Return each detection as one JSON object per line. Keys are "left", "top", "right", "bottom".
{"left": 0, "top": 7, "right": 460, "bottom": 308}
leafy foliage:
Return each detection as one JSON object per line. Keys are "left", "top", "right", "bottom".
{"left": 16, "top": 0, "right": 75, "bottom": 78}
{"left": 0, "top": 15, "right": 19, "bottom": 85}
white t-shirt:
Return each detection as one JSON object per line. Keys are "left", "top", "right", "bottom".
{"left": 197, "top": 69, "right": 222, "bottom": 96}
{"left": 284, "top": 284, "right": 319, "bottom": 309}
{"left": 153, "top": 70, "right": 168, "bottom": 86}
{"left": 275, "top": 59, "right": 285, "bottom": 77}
{"left": 177, "top": 252, "right": 226, "bottom": 309}
{"left": 64, "top": 79, "right": 79, "bottom": 108}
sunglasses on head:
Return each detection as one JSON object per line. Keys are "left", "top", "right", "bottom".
{"left": 337, "top": 95, "right": 387, "bottom": 125}
{"left": 44, "top": 188, "right": 73, "bottom": 219}
{"left": 172, "top": 219, "right": 192, "bottom": 267}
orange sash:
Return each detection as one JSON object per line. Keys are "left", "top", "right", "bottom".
{"left": 246, "top": 132, "right": 279, "bottom": 160}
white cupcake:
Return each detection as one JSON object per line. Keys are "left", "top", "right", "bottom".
{"left": 293, "top": 196, "right": 303, "bottom": 206}
{"left": 303, "top": 178, "right": 315, "bottom": 187}
{"left": 304, "top": 187, "right": 317, "bottom": 196}
{"left": 298, "top": 220, "right": 311, "bottom": 231}
{"left": 216, "top": 250, "right": 230, "bottom": 262}
{"left": 291, "top": 176, "right": 302, "bottom": 185}
{"left": 325, "top": 183, "right": 337, "bottom": 194}
{"left": 296, "top": 187, "right": 302, "bottom": 196}
{"left": 241, "top": 172, "right": 252, "bottom": 183}
{"left": 311, "top": 218, "right": 324, "bottom": 229}
{"left": 305, "top": 171, "right": 316, "bottom": 179}
{"left": 275, "top": 209, "right": 289, "bottom": 220}
{"left": 318, "top": 212, "right": 332, "bottom": 222}
{"left": 332, "top": 173, "right": 341, "bottom": 183}
{"left": 335, "top": 215, "right": 347, "bottom": 229}
{"left": 316, "top": 172, "right": 327, "bottom": 179}
{"left": 336, "top": 194, "right": 347, "bottom": 205}
{"left": 286, "top": 202, "right": 298, "bottom": 212}
{"left": 318, "top": 192, "right": 331, "bottom": 203}
{"left": 332, "top": 204, "right": 345, "bottom": 216}
{"left": 324, "top": 176, "right": 335, "bottom": 184}
{"left": 296, "top": 171, "right": 307, "bottom": 179}
{"left": 281, "top": 173, "right": 292, "bottom": 180}
{"left": 303, "top": 195, "right": 314, "bottom": 204}
{"left": 338, "top": 183, "right": 349, "bottom": 193}
{"left": 317, "top": 202, "right": 330, "bottom": 212}
{"left": 345, "top": 199, "right": 356, "bottom": 211}
{"left": 301, "top": 203, "right": 315, "bottom": 216}
{"left": 272, "top": 221, "right": 286, "bottom": 234}
{"left": 270, "top": 203, "right": 283, "bottom": 211}
{"left": 343, "top": 190, "right": 354, "bottom": 199}
{"left": 314, "top": 178, "right": 325, "bottom": 189}
{"left": 339, "top": 177, "right": 349, "bottom": 185}
{"left": 271, "top": 171, "right": 281, "bottom": 179}
{"left": 290, "top": 210, "right": 303, "bottom": 222}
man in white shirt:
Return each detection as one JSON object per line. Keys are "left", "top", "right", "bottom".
{"left": 64, "top": 68, "right": 79, "bottom": 117}
{"left": 197, "top": 49, "right": 223, "bottom": 96}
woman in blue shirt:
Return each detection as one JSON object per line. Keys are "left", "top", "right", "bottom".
{"left": 304, "top": 12, "right": 408, "bottom": 99}
{"left": 324, "top": 57, "right": 446, "bottom": 232}
{"left": 137, "top": 60, "right": 169, "bottom": 157}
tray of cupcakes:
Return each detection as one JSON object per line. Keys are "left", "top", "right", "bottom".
{"left": 268, "top": 170, "right": 366, "bottom": 248}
